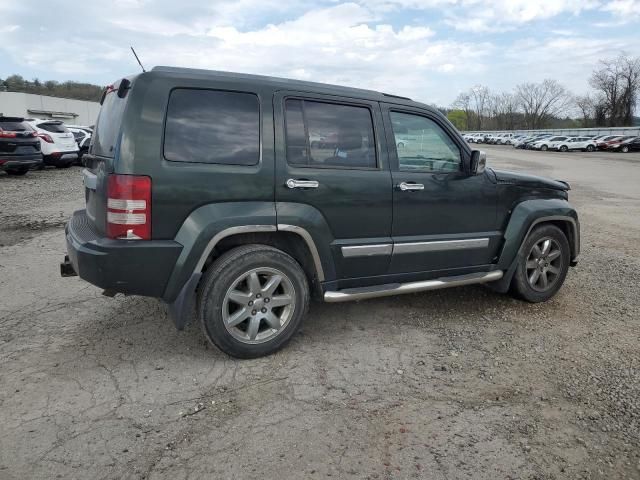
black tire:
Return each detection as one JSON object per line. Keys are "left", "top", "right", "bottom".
{"left": 198, "top": 244, "right": 310, "bottom": 358}
{"left": 586, "top": 145, "right": 595, "bottom": 152}
{"left": 511, "top": 224, "right": 570, "bottom": 303}
{"left": 5, "top": 168, "right": 29, "bottom": 176}
{"left": 621, "top": 146, "right": 629, "bottom": 153}
{"left": 559, "top": 145, "right": 568, "bottom": 152}
{"left": 540, "top": 145, "right": 548, "bottom": 151}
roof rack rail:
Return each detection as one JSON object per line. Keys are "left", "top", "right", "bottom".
{"left": 382, "top": 92, "right": 412, "bottom": 101}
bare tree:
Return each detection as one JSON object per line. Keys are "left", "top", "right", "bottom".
{"left": 469, "top": 85, "right": 490, "bottom": 130}
{"left": 574, "top": 94, "right": 596, "bottom": 127}
{"left": 515, "top": 79, "right": 571, "bottom": 129}
{"left": 453, "top": 92, "right": 472, "bottom": 130}
{"left": 590, "top": 54, "right": 640, "bottom": 126}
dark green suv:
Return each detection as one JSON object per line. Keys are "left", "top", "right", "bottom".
{"left": 61, "top": 67, "right": 579, "bottom": 358}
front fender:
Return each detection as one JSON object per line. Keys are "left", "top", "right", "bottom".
{"left": 163, "top": 202, "right": 277, "bottom": 302}
{"left": 497, "top": 198, "right": 580, "bottom": 271}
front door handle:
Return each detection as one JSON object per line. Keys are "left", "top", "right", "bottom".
{"left": 397, "top": 182, "right": 424, "bottom": 191}
{"left": 286, "top": 179, "right": 319, "bottom": 189}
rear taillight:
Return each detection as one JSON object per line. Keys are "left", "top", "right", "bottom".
{"left": 37, "top": 133, "right": 54, "bottom": 143}
{"left": 107, "top": 174, "right": 151, "bottom": 240}
{"left": 0, "top": 130, "right": 17, "bottom": 138}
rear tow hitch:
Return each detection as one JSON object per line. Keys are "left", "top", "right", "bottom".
{"left": 60, "top": 255, "right": 77, "bottom": 277}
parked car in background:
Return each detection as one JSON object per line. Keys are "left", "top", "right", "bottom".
{"left": 499, "top": 133, "right": 515, "bottom": 145}
{"left": 555, "top": 137, "right": 596, "bottom": 152}
{"left": 67, "top": 126, "right": 92, "bottom": 165}
{"left": 26, "top": 119, "right": 78, "bottom": 168}
{"left": 0, "top": 116, "right": 43, "bottom": 175}
{"left": 615, "top": 137, "right": 640, "bottom": 153}
{"left": 531, "top": 136, "right": 568, "bottom": 151}
{"left": 595, "top": 135, "right": 623, "bottom": 150}
{"left": 603, "top": 136, "right": 637, "bottom": 152}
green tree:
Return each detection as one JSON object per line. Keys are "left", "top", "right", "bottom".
{"left": 447, "top": 109, "right": 467, "bottom": 130}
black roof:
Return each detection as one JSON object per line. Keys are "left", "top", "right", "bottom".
{"left": 150, "top": 66, "right": 425, "bottom": 108}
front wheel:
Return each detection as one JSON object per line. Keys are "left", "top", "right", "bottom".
{"left": 540, "top": 145, "right": 548, "bottom": 151}
{"left": 559, "top": 145, "right": 568, "bottom": 152}
{"left": 511, "top": 224, "right": 570, "bottom": 303}
{"left": 621, "top": 145, "right": 629, "bottom": 153}
{"left": 586, "top": 145, "right": 595, "bottom": 152}
{"left": 198, "top": 244, "right": 309, "bottom": 358}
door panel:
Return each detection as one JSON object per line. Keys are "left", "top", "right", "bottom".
{"left": 382, "top": 105, "right": 500, "bottom": 274}
{"left": 274, "top": 93, "right": 393, "bottom": 280}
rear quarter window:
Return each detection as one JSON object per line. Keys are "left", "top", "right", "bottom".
{"left": 164, "top": 89, "right": 260, "bottom": 166}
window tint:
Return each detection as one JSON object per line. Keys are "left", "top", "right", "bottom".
{"left": 37, "top": 122, "right": 67, "bottom": 133}
{"left": 390, "top": 112, "right": 461, "bottom": 173}
{"left": 285, "top": 99, "right": 376, "bottom": 169}
{"left": 164, "top": 89, "right": 259, "bottom": 166}
{"left": 0, "top": 120, "right": 30, "bottom": 131}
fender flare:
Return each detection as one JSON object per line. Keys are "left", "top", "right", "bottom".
{"left": 490, "top": 199, "right": 580, "bottom": 293}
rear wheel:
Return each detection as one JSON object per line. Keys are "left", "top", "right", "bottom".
{"left": 511, "top": 224, "right": 570, "bottom": 303}
{"left": 5, "top": 168, "right": 29, "bottom": 176}
{"left": 540, "top": 145, "right": 548, "bottom": 151}
{"left": 621, "top": 145, "right": 629, "bottom": 153}
{"left": 586, "top": 145, "right": 595, "bottom": 152}
{"left": 198, "top": 244, "right": 309, "bottom": 358}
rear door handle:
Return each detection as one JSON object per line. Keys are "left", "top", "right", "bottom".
{"left": 286, "top": 179, "right": 319, "bottom": 189}
{"left": 397, "top": 182, "right": 424, "bottom": 191}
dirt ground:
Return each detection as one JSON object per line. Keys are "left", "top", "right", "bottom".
{"left": 1, "top": 146, "right": 639, "bottom": 480}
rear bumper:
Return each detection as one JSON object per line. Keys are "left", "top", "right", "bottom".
{"left": 44, "top": 151, "right": 78, "bottom": 166}
{"left": 0, "top": 154, "right": 43, "bottom": 170}
{"left": 65, "top": 210, "right": 183, "bottom": 297}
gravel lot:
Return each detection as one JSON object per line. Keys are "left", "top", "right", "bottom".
{"left": 1, "top": 148, "right": 639, "bottom": 480}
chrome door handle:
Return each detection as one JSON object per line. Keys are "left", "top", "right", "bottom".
{"left": 398, "top": 182, "right": 424, "bottom": 191}
{"left": 286, "top": 179, "right": 319, "bottom": 189}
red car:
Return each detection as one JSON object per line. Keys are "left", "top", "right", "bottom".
{"left": 595, "top": 135, "right": 623, "bottom": 150}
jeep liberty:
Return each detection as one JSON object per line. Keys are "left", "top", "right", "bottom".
{"left": 61, "top": 67, "right": 580, "bottom": 358}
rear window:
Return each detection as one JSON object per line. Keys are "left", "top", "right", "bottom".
{"left": 164, "top": 89, "right": 260, "bottom": 166}
{"left": 37, "top": 122, "right": 67, "bottom": 133}
{"left": 91, "top": 87, "right": 129, "bottom": 158}
{"left": 0, "top": 120, "right": 31, "bottom": 132}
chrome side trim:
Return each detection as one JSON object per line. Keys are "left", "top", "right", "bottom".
{"left": 324, "top": 270, "right": 503, "bottom": 303}
{"left": 194, "top": 225, "right": 277, "bottom": 272}
{"left": 277, "top": 224, "right": 325, "bottom": 282}
{"left": 341, "top": 244, "right": 392, "bottom": 258}
{"left": 394, "top": 238, "right": 489, "bottom": 254}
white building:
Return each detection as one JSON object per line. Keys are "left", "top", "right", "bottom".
{"left": 0, "top": 91, "right": 100, "bottom": 126}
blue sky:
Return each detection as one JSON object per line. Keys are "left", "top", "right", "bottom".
{"left": 0, "top": 0, "right": 639, "bottom": 106}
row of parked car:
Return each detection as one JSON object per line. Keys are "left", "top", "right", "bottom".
{"left": 463, "top": 132, "right": 640, "bottom": 153}
{"left": 0, "top": 116, "right": 92, "bottom": 176}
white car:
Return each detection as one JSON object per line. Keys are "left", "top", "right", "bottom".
{"left": 531, "top": 136, "right": 569, "bottom": 151}
{"left": 497, "top": 133, "right": 515, "bottom": 145}
{"left": 555, "top": 136, "right": 596, "bottom": 152}
{"left": 26, "top": 119, "right": 79, "bottom": 168}
{"left": 67, "top": 126, "right": 93, "bottom": 165}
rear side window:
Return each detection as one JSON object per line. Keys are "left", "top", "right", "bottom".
{"left": 92, "top": 89, "right": 128, "bottom": 158}
{"left": 285, "top": 99, "right": 376, "bottom": 169}
{"left": 164, "top": 89, "right": 260, "bottom": 166}
{"left": 37, "top": 122, "right": 67, "bottom": 133}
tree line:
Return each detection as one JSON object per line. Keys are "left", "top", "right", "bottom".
{"left": 0, "top": 74, "right": 103, "bottom": 102}
{"left": 447, "top": 53, "right": 640, "bottom": 131}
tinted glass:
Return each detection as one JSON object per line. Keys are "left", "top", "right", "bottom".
{"left": 285, "top": 99, "right": 376, "bottom": 169}
{"left": 0, "top": 120, "right": 30, "bottom": 131}
{"left": 390, "top": 112, "right": 461, "bottom": 173}
{"left": 92, "top": 89, "right": 128, "bottom": 157}
{"left": 37, "top": 122, "right": 68, "bottom": 133}
{"left": 164, "top": 89, "right": 259, "bottom": 166}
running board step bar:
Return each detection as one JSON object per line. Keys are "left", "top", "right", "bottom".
{"left": 324, "top": 270, "right": 503, "bottom": 303}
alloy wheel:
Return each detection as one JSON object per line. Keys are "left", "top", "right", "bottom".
{"left": 525, "top": 237, "right": 563, "bottom": 292}
{"left": 222, "top": 267, "right": 296, "bottom": 344}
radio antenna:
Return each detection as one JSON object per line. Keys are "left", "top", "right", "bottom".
{"left": 130, "top": 46, "right": 146, "bottom": 72}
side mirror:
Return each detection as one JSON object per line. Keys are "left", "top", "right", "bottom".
{"left": 470, "top": 150, "right": 487, "bottom": 175}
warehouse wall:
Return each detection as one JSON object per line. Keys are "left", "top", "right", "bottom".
{"left": 0, "top": 92, "right": 100, "bottom": 126}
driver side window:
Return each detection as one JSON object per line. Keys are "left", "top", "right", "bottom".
{"left": 390, "top": 111, "right": 461, "bottom": 173}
